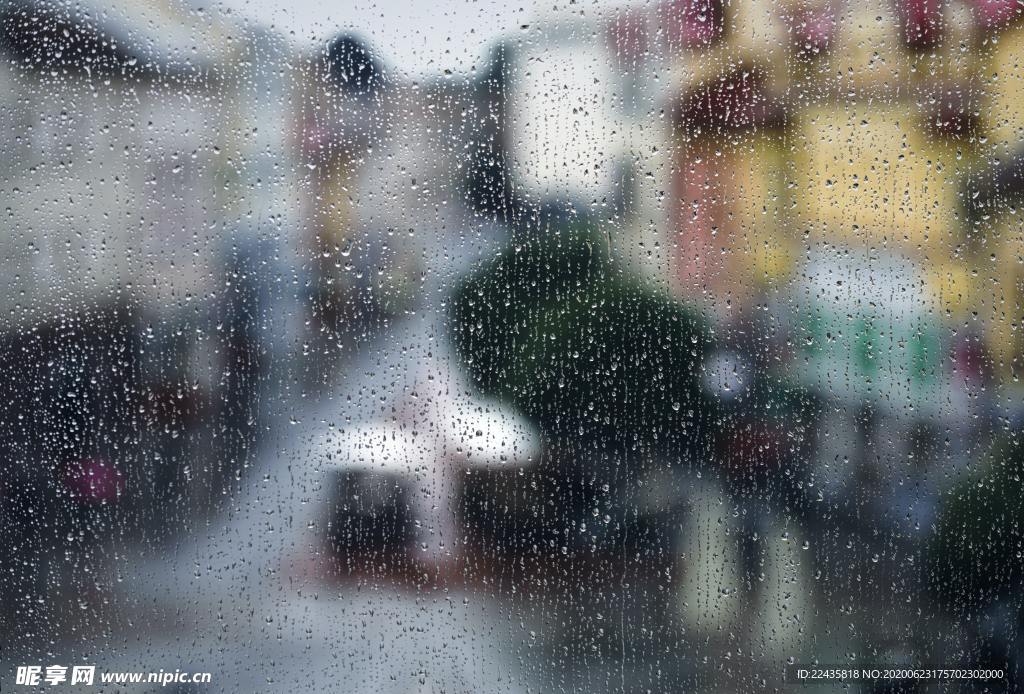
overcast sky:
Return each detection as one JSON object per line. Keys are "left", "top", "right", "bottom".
{"left": 214, "top": 0, "right": 625, "bottom": 77}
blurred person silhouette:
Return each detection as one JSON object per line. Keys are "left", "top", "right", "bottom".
{"left": 299, "top": 34, "right": 392, "bottom": 343}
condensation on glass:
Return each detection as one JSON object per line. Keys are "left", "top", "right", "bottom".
{"left": 1, "top": 0, "right": 1022, "bottom": 691}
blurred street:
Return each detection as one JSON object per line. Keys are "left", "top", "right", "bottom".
{"left": 2, "top": 0, "right": 1024, "bottom": 691}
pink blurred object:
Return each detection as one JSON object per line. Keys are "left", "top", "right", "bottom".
{"left": 898, "top": 0, "right": 944, "bottom": 49}
{"left": 65, "top": 458, "right": 124, "bottom": 503}
{"left": 788, "top": 3, "right": 837, "bottom": 56}
{"left": 659, "top": 0, "right": 725, "bottom": 51}
{"left": 302, "top": 123, "right": 331, "bottom": 158}
{"left": 953, "top": 336, "right": 991, "bottom": 385}
{"left": 609, "top": 9, "right": 649, "bottom": 64}
{"left": 971, "top": 0, "right": 1022, "bottom": 29}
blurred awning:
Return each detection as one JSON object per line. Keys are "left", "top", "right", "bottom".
{"left": 674, "top": 67, "right": 786, "bottom": 134}
{"left": 319, "top": 398, "right": 541, "bottom": 475}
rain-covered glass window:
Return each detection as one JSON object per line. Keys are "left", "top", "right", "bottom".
{"left": 2, "top": 0, "right": 1023, "bottom": 691}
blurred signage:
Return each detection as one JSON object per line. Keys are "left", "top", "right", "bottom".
{"left": 793, "top": 246, "right": 946, "bottom": 411}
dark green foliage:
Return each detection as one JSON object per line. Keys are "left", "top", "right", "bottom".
{"left": 928, "top": 437, "right": 1024, "bottom": 613}
{"left": 451, "top": 222, "right": 713, "bottom": 453}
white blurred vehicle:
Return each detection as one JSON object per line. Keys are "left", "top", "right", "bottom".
{"left": 318, "top": 393, "right": 540, "bottom": 562}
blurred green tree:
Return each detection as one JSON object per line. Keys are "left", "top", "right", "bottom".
{"left": 451, "top": 219, "right": 714, "bottom": 460}
{"left": 928, "top": 436, "right": 1024, "bottom": 613}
